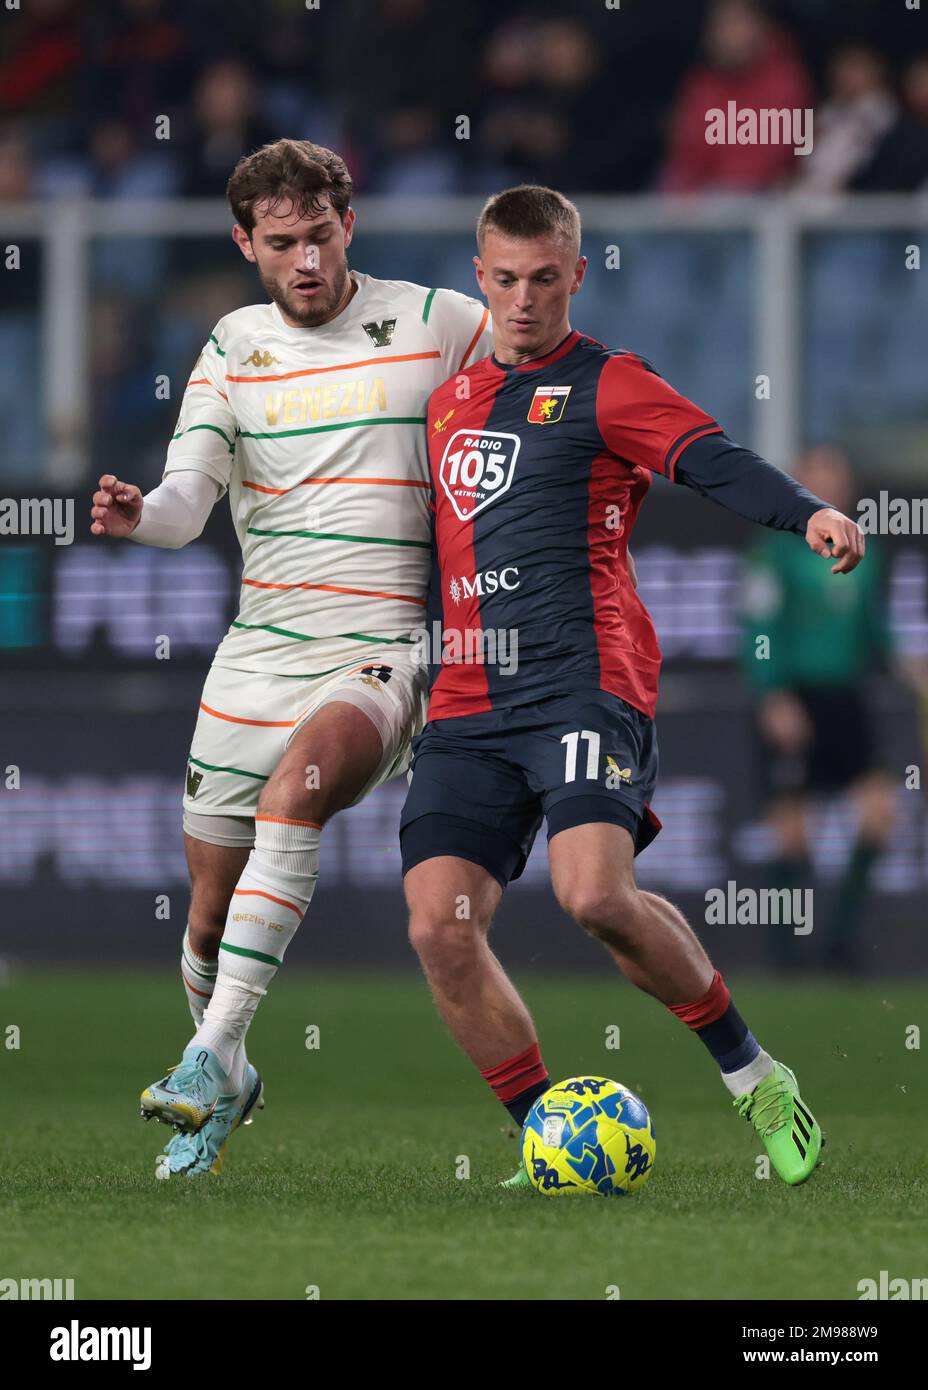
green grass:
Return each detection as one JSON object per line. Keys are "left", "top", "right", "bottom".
{"left": 1, "top": 969, "right": 925, "bottom": 1300}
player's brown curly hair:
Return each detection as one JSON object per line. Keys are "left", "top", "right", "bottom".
{"left": 227, "top": 138, "right": 353, "bottom": 234}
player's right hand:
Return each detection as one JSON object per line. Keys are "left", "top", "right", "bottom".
{"left": 90, "top": 475, "right": 143, "bottom": 537}
{"left": 805, "top": 507, "right": 864, "bottom": 575}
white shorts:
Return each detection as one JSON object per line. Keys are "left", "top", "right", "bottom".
{"left": 183, "top": 652, "right": 428, "bottom": 830}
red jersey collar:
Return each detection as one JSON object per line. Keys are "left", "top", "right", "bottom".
{"left": 490, "top": 329, "right": 582, "bottom": 374}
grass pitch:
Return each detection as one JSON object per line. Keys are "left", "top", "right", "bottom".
{"left": 1, "top": 968, "right": 925, "bottom": 1300}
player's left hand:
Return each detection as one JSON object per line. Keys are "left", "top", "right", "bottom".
{"left": 805, "top": 508, "right": 864, "bottom": 575}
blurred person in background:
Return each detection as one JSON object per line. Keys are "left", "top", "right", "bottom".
{"left": 88, "top": 295, "right": 170, "bottom": 479}
{"left": 0, "top": 0, "right": 82, "bottom": 158}
{"left": 174, "top": 59, "right": 279, "bottom": 282}
{"left": 0, "top": 128, "right": 42, "bottom": 480}
{"left": 237, "top": 1, "right": 342, "bottom": 153}
{"left": 741, "top": 446, "right": 895, "bottom": 973}
{"left": 82, "top": 0, "right": 195, "bottom": 142}
{"left": 85, "top": 116, "right": 177, "bottom": 295}
{"left": 660, "top": 0, "right": 813, "bottom": 193}
{"left": 366, "top": 107, "right": 458, "bottom": 196}
{"left": 88, "top": 117, "right": 179, "bottom": 200}
{"left": 179, "top": 59, "right": 277, "bottom": 197}
{"left": 798, "top": 45, "right": 898, "bottom": 192}
{"left": 853, "top": 54, "right": 928, "bottom": 192}
{"left": 330, "top": 0, "right": 480, "bottom": 192}
{"left": 474, "top": 16, "right": 621, "bottom": 193}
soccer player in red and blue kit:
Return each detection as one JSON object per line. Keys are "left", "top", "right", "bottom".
{"left": 400, "top": 186, "right": 866, "bottom": 1187}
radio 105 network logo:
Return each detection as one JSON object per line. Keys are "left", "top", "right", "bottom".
{"left": 438, "top": 430, "right": 520, "bottom": 521}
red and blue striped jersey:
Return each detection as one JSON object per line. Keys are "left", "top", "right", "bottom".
{"left": 425, "top": 330, "right": 723, "bottom": 720}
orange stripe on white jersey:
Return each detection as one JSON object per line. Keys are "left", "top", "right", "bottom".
{"left": 226, "top": 350, "right": 441, "bottom": 384}
{"left": 242, "top": 577, "right": 426, "bottom": 606}
{"left": 186, "top": 378, "right": 229, "bottom": 401}
{"left": 199, "top": 701, "right": 296, "bottom": 728}
{"left": 242, "top": 476, "right": 429, "bottom": 494}
{"left": 458, "top": 308, "right": 490, "bottom": 370}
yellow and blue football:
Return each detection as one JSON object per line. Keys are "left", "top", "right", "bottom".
{"left": 521, "top": 1075, "right": 656, "bottom": 1197}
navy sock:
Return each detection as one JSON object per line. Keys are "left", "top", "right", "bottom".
{"left": 667, "top": 969, "right": 760, "bottom": 1073}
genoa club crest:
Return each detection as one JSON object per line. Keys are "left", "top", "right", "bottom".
{"left": 527, "top": 385, "right": 571, "bottom": 424}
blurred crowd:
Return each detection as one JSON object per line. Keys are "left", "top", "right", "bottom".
{"left": 1, "top": 0, "right": 926, "bottom": 487}
{"left": 1, "top": 0, "right": 926, "bottom": 203}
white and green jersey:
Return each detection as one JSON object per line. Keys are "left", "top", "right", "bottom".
{"left": 165, "top": 271, "right": 492, "bottom": 676}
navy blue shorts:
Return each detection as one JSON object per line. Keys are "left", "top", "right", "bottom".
{"left": 400, "top": 690, "right": 661, "bottom": 889}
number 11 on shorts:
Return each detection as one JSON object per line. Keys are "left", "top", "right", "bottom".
{"left": 561, "top": 729, "right": 601, "bottom": 782}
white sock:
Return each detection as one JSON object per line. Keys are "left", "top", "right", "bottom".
{"left": 180, "top": 926, "right": 217, "bottom": 1027}
{"left": 191, "top": 816, "right": 320, "bottom": 1075}
{"left": 182, "top": 928, "right": 253, "bottom": 1088}
{"left": 226, "top": 1041, "right": 247, "bottom": 1094}
{"left": 721, "top": 1048, "right": 775, "bottom": 1098}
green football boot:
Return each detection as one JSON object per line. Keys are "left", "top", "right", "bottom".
{"left": 499, "top": 1166, "right": 531, "bottom": 1189}
{"left": 734, "top": 1061, "right": 823, "bottom": 1185}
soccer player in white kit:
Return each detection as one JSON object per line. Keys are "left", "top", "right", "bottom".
{"left": 89, "top": 139, "right": 492, "bottom": 1177}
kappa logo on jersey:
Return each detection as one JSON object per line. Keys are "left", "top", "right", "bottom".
{"left": 527, "top": 385, "right": 571, "bottom": 424}
{"left": 433, "top": 409, "right": 455, "bottom": 433}
{"left": 186, "top": 766, "right": 204, "bottom": 799}
{"left": 438, "top": 429, "right": 520, "bottom": 521}
{"left": 362, "top": 318, "right": 397, "bottom": 347}
{"left": 242, "top": 349, "right": 281, "bottom": 368}
{"left": 448, "top": 568, "right": 520, "bottom": 605}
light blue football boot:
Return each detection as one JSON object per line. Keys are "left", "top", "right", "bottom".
{"left": 139, "top": 1045, "right": 230, "bottom": 1133}
{"left": 154, "top": 1064, "right": 265, "bottom": 1179}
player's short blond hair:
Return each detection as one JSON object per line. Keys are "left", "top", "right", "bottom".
{"left": 227, "top": 138, "right": 352, "bottom": 234}
{"left": 477, "top": 185, "right": 581, "bottom": 257}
